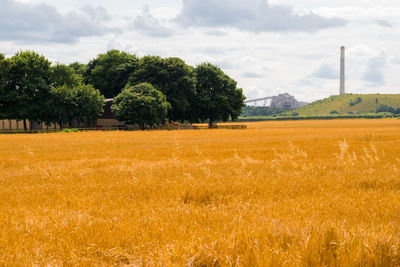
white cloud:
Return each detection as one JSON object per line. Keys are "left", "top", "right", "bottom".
{"left": 362, "top": 55, "right": 387, "bottom": 87}
{"left": 133, "top": 6, "right": 175, "bottom": 38}
{"left": 175, "top": 0, "right": 346, "bottom": 32}
{"left": 392, "top": 56, "right": 400, "bottom": 65}
{"left": 312, "top": 63, "right": 338, "bottom": 80}
{"left": 312, "top": 6, "right": 400, "bottom": 22}
{"left": 375, "top": 19, "right": 392, "bottom": 27}
{"left": 242, "top": 72, "right": 265, "bottom": 78}
{"left": 0, "top": 0, "right": 114, "bottom": 43}
{"left": 81, "top": 5, "right": 110, "bottom": 21}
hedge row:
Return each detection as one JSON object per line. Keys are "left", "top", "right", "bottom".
{"left": 237, "top": 113, "right": 398, "bottom": 122}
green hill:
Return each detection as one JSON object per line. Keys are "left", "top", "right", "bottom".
{"left": 291, "top": 94, "right": 400, "bottom": 116}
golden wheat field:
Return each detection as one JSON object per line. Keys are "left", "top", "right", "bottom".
{"left": 1, "top": 119, "right": 400, "bottom": 266}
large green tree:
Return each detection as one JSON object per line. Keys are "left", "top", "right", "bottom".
{"left": 69, "top": 62, "right": 87, "bottom": 77}
{"left": 0, "top": 54, "right": 11, "bottom": 119}
{"left": 44, "top": 64, "right": 103, "bottom": 128}
{"left": 130, "top": 56, "right": 196, "bottom": 122}
{"left": 194, "top": 63, "right": 245, "bottom": 127}
{"left": 85, "top": 50, "right": 138, "bottom": 98}
{"left": 72, "top": 84, "right": 105, "bottom": 125}
{"left": 45, "top": 84, "right": 104, "bottom": 128}
{"left": 46, "top": 85, "right": 76, "bottom": 128}
{"left": 0, "top": 54, "right": 10, "bottom": 91}
{"left": 5, "top": 51, "right": 52, "bottom": 130}
{"left": 111, "top": 83, "right": 170, "bottom": 129}
{"left": 51, "top": 63, "right": 82, "bottom": 88}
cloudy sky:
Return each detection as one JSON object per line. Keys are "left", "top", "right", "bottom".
{"left": 2, "top": 0, "right": 400, "bottom": 102}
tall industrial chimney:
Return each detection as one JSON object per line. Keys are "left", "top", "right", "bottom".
{"left": 340, "top": 46, "right": 345, "bottom": 95}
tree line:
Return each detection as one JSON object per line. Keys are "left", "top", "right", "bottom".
{"left": 0, "top": 50, "right": 245, "bottom": 130}
{"left": 376, "top": 104, "right": 400, "bottom": 114}
{"left": 241, "top": 106, "right": 291, "bottom": 117}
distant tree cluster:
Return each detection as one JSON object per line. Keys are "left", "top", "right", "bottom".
{"left": 241, "top": 106, "right": 290, "bottom": 117}
{"left": 0, "top": 51, "right": 104, "bottom": 130}
{"left": 112, "top": 83, "right": 170, "bottom": 130}
{"left": 376, "top": 104, "right": 400, "bottom": 114}
{"left": 349, "top": 97, "right": 362, "bottom": 107}
{"left": 0, "top": 50, "right": 245, "bottom": 129}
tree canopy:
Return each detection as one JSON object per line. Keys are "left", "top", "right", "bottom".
{"left": 69, "top": 62, "right": 87, "bottom": 77}
{"left": 85, "top": 50, "right": 138, "bottom": 98}
{"left": 45, "top": 84, "right": 104, "bottom": 128}
{"left": 51, "top": 63, "right": 82, "bottom": 88}
{"left": 194, "top": 63, "right": 245, "bottom": 126}
{"left": 130, "top": 56, "right": 196, "bottom": 122}
{"left": 4, "top": 51, "right": 52, "bottom": 129}
{"left": 72, "top": 84, "right": 105, "bottom": 124}
{"left": 111, "top": 83, "right": 170, "bottom": 129}
{"left": 0, "top": 50, "right": 246, "bottom": 130}
{"left": 0, "top": 54, "right": 10, "bottom": 91}
{"left": 46, "top": 85, "right": 76, "bottom": 128}
{"left": 43, "top": 62, "right": 104, "bottom": 128}
{"left": 0, "top": 54, "right": 11, "bottom": 119}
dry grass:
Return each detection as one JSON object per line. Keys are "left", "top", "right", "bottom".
{"left": 1, "top": 119, "right": 400, "bottom": 266}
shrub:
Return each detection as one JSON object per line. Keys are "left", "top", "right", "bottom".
{"left": 349, "top": 97, "right": 362, "bottom": 107}
{"left": 112, "top": 83, "right": 170, "bottom": 130}
{"left": 376, "top": 104, "right": 400, "bottom": 114}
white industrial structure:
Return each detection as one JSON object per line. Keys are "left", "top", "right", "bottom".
{"left": 340, "top": 46, "right": 345, "bottom": 95}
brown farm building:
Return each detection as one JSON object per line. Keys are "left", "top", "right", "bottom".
{"left": 0, "top": 99, "right": 124, "bottom": 131}
{"left": 96, "top": 99, "right": 124, "bottom": 128}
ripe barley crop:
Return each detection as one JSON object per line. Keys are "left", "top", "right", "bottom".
{"left": 1, "top": 119, "right": 400, "bottom": 266}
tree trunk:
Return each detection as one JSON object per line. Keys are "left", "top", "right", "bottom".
{"left": 23, "top": 119, "right": 27, "bottom": 131}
